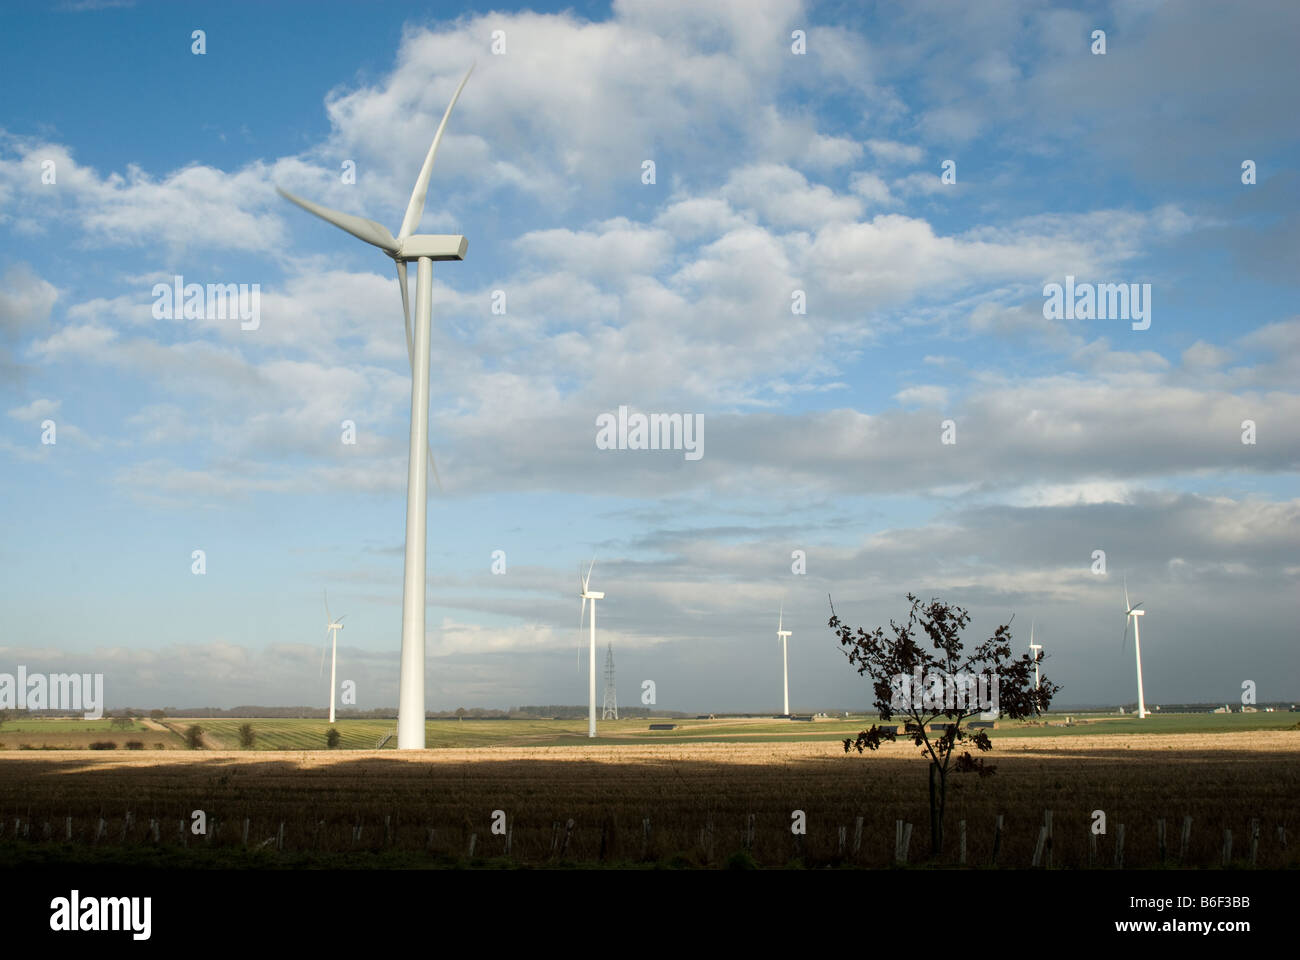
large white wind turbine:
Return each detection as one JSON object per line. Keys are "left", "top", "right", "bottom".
{"left": 578, "top": 559, "right": 605, "bottom": 738}
{"left": 321, "top": 592, "right": 345, "bottom": 724}
{"left": 1122, "top": 577, "right": 1148, "bottom": 719}
{"left": 279, "top": 66, "right": 474, "bottom": 749}
{"left": 777, "top": 603, "right": 792, "bottom": 717}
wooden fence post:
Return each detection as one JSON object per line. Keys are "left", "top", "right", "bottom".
{"left": 1114, "top": 824, "right": 1125, "bottom": 869}
{"left": 1045, "top": 810, "right": 1054, "bottom": 869}
{"left": 1179, "top": 816, "right": 1192, "bottom": 861}
{"left": 991, "top": 814, "right": 1003, "bottom": 867}
{"left": 1032, "top": 825, "right": 1047, "bottom": 867}
{"left": 853, "top": 816, "right": 864, "bottom": 856}
{"left": 959, "top": 819, "right": 967, "bottom": 866}
{"left": 1249, "top": 819, "right": 1259, "bottom": 867}
{"left": 1222, "top": 828, "right": 1233, "bottom": 866}
{"left": 1157, "top": 818, "right": 1167, "bottom": 864}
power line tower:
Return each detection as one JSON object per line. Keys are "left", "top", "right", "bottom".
{"left": 601, "top": 641, "right": 618, "bottom": 720}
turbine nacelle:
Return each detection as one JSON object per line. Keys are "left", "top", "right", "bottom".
{"left": 582, "top": 591, "right": 605, "bottom": 600}
{"left": 396, "top": 235, "right": 468, "bottom": 262}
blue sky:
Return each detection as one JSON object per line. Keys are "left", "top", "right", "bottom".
{"left": 1, "top": 0, "right": 1297, "bottom": 714}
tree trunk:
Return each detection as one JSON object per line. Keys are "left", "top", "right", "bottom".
{"left": 927, "top": 761, "right": 949, "bottom": 857}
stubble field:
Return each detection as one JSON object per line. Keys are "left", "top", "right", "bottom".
{"left": 1, "top": 727, "right": 1296, "bottom": 869}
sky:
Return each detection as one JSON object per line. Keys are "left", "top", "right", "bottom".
{"left": 0, "top": 0, "right": 1296, "bottom": 715}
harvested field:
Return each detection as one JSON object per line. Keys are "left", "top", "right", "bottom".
{"left": 0, "top": 731, "right": 1296, "bottom": 868}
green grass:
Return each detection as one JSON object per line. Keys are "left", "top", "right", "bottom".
{"left": 163, "top": 711, "right": 1297, "bottom": 751}
{"left": 0, "top": 718, "right": 147, "bottom": 733}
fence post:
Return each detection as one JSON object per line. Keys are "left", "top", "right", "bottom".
{"left": 1222, "top": 828, "right": 1233, "bottom": 866}
{"left": 959, "top": 819, "right": 967, "bottom": 866}
{"left": 1249, "top": 819, "right": 1259, "bottom": 867}
{"left": 991, "top": 814, "right": 1003, "bottom": 867}
{"left": 1179, "top": 816, "right": 1192, "bottom": 861}
{"left": 1157, "top": 818, "right": 1166, "bottom": 864}
{"left": 1114, "top": 824, "right": 1125, "bottom": 869}
{"left": 853, "top": 816, "right": 864, "bottom": 856}
{"left": 1045, "top": 810, "right": 1053, "bottom": 869}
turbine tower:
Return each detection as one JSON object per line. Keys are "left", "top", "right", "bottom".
{"left": 279, "top": 66, "right": 474, "bottom": 749}
{"left": 578, "top": 559, "right": 605, "bottom": 738}
{"left": 777, "top": 603, "right": 792, "bottom": 717}
{"left": 321, "top": 591, "right": 345, "bottom": 724}
{"left": 1027, "top": 620, "right": 1042, "bottom": 690}
{"left": 602, "top": 642, "right": 618, "bottom": 720}
{"left": 1122, "top": 577, "right": 1148, "bottom": 719}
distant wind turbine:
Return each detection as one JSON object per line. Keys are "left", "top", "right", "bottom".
{"left": 578, "top": 559, "right": 605, "bottom": 738}
{"left": 1122, "top": 577, "right": 1148, "bottom": 719}
{"left": 279, "top": 66, "right": 474, "bottom": 749}
{"left": 321, "top": 591, "right": 345, "bottom": 724}
{"left": 777, "top": 602, "right": 792, "bottom": 717}
{"left": 1028, "top": 620, "right": 1042, "bottom": 690}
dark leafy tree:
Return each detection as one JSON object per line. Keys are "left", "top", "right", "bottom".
{"left": 185, "top": 724, "right": 204, "bottom": 750}
{"left": 830, "top": 592, "right": 1059, "bottom": 860}
{"left": 326, "top": 727, "right": 341, "bottom": 748}
{"left": 238, "top": 723, "right": 256, "bottom": 749}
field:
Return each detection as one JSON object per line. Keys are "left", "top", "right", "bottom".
{"left": 6, "top": 710, "right": 1277, "bottom": 752}
{"left": 1, "top": 719, "right": 1296, "bottom": 869}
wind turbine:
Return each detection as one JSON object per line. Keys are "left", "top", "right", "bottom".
{"left": 321, "top": 592, "right": 345, "bottom": 724}
{"left": 777, "top": 603, "right": 792, "bottom": 717}
{"left": 1028, "top": 620, "right": 1042, "bottom": 690}
{"left": 578, "top": 559, "right": 604, "bottom": 738}
{"left": 279, "top": 66, "right": 474, "bottom": 749}
{"left": 1122, "top": 577, "right": 1148, "bottom": 719}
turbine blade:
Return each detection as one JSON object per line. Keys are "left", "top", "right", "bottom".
{"left": 578, "top": 596, "right": 588, "bottom": 675}
{"left": 428, "top": 448, "right": 443, "bottom": 494}
{"left": 324, "top": 589, "right": 331, "bottom": 626}
{"left": 398, "top": 64, "right": 474, "bottom": 240}
{"left": 586, "top": 556, "right": 596, "bottom": 590}
{"left": 1123, "top": 576, "right": 1130, "bottom": 613}
{"left": 397, "top": 260, "right": 413, "bottom": 362}
{"left": 277, "top": 187, "right": 398, "bottom": 253}
{"left": 337, "top": 614, "right": 347, "bottom": 624}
